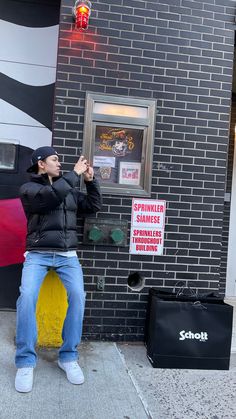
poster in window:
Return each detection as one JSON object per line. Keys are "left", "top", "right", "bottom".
{"left": 93, "top": 126, "right": 143, "bottom": 185}
{"left": 119, "top": 162, "right": 141, "bottom": 185}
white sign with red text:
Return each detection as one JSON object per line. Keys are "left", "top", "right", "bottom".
{"left": 129, "top": 199, "right": 166, "bottom": 255}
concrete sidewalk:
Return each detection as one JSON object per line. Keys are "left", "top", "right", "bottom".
{"left": 1, "top": 311, "right": 236, "bottom": 419}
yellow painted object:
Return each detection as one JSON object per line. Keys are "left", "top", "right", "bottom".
{"left": 36, "top": 270, "right": 68, "bottom": 347}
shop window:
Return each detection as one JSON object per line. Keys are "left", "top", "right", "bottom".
{"left": 0, "top": 141, "right": 18, "bottom": 171}
{"left": 82, "top": 93, "right": 156, "bottom": 196}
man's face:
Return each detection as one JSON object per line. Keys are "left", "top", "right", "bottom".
{"left": 39, "top": 155, "right": 61, "bottom": 177}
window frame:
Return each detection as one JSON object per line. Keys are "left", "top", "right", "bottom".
{"left": 82, "top": 92, "right": 156, "bottom": 197}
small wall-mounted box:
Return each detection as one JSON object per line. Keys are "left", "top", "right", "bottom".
{"left": 83, "top": 218, "right": 128, "bottom": 247}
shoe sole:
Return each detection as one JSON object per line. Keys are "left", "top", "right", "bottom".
{"left": 15, "top": 385, "right": 33, "bottom": 393}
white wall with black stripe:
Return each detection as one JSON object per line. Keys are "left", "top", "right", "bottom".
{"left": 0, "top": 0, "right": 60, "bottom": 308}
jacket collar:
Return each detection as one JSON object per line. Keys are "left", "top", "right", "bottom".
{"left": 30, "top": 173, "right": 61, "bottom": 184}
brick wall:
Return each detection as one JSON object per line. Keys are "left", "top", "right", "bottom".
{"left": 52, "top": 0, "right": 236, "bottom": 340}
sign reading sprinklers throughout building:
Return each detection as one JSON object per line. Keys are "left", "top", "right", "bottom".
{"left": 129, "top": 199, "right": 166, "bottom": 255}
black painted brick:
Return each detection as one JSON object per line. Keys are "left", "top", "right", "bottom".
{"left": 52, "top": 0, "right": 235, "bottom": 341}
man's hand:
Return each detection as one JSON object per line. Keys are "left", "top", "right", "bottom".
{"left": 83, "top": 165, "right": 94, "bottom": 182}
{"left": 74, "top": 156, "right": 88, "bottom": 176}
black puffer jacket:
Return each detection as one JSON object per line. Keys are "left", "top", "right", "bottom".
{"left": 20, "top": 171, "right": 102, "bottom": 251}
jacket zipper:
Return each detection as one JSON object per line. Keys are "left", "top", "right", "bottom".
{"left": 35, "top": 214, "right": 42, "bottom": 243}
{"left": 63, "top": 201, "right": 67, "bottom": 250}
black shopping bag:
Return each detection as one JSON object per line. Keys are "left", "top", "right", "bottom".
{"left": 146, "top": 288, "right": 233, "bottom": 370}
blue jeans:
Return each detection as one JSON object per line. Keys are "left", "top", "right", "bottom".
{"left": 15, "top": 252, "right": 85, "bottom": 368}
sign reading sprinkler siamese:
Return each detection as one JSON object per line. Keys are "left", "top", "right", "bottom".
{"left": 129, "top": 199, "right": 166, "bottom": 255}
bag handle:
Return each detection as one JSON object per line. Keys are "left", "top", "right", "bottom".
{"left": 173, "top": 281, "right": 198, "bottom": 298}
{"left": 192, "top": 300, "right": 208, "bottom": 309}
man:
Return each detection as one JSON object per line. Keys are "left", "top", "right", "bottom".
{"left": 15, "top": 146, "right": 102, "bottom": 393}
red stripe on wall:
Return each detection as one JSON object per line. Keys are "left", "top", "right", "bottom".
{"left": 0, "top": 198, "right": 26, "bottom": 267}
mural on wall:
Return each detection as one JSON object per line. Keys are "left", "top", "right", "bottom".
{"left": 0, "top": 0, "right": 60, "bottom": 308}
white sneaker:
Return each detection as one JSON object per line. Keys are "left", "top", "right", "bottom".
{"left": 15, "top": 367, "right": 34, "bottom": 393}
{"left": 58, "top": 360, "right": 84, "bottom": 385}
